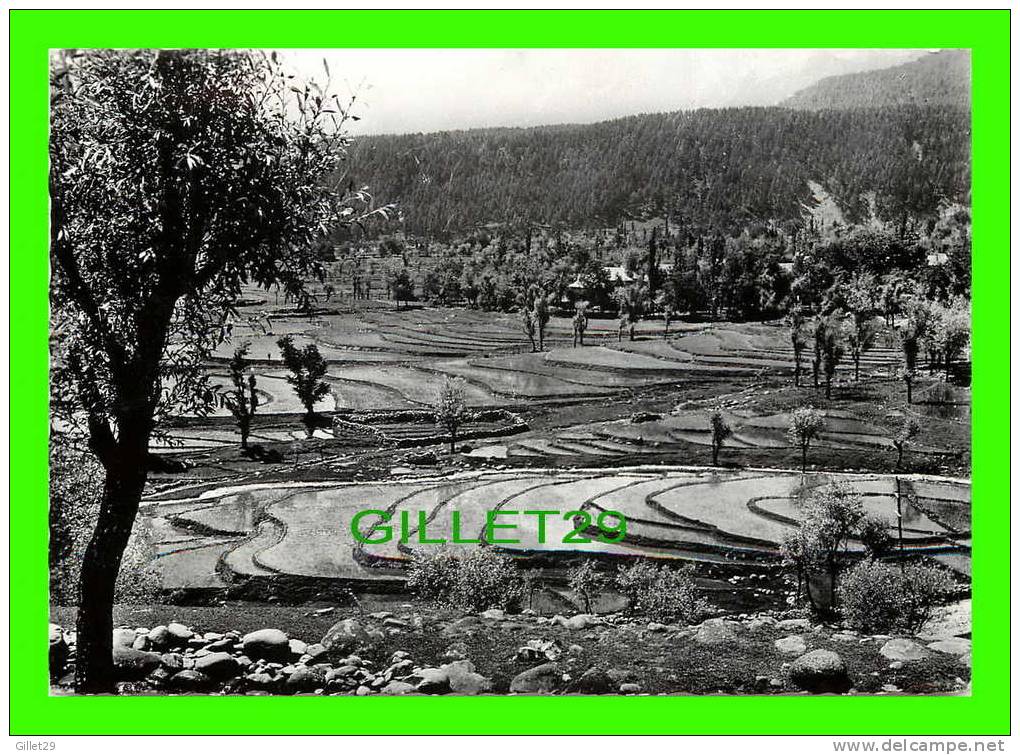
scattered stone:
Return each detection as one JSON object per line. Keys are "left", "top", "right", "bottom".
{"left": 746, "top": 616, "right": 778, "bottom": 632}
{"left": 879, "top": 639, "right": 930, "bottom": 663}
{"left": 159, "top": 652, "right": 185, "bottom": 671}
{"left": 554, "top": 614, "right": 599, "bottom": 631}
{"left": 510, "top": 663, "right": 562, "bottom": 694}
{"left": 241, "top": 632, "right": 289, "bottom": 664}
{"left": 286, "top": 664, "right": 330, "bottom": 692}
{"left": 442, "top": 641, "right": 468, "bottom": 660}
{"left": 788, "top": 650, "right": 851, "bottom": 694}
{"left": 166, "top": 623, "right": 194, "bottom": 645}
{"left": 926, "top": 638, "right": 971, "bottom": 657}
{"left": 414, "top": 667, "right": 452, "bottom": 694}
{"left": 517, "top": 639, "right": 563, "bottom": 663}
{"left": 694, "top": 618, "right": 745, "bottom": 646}
{"left": 576, "top": 668, "right": 615, "bottom": 694}
{"left": 619, "top": 683, "right": 642, "bottom": 695}
{"left": 167, "top": 669, "right": 216, "bottom": 693}
{"left": 383, "top": 617, "right": 410, "bottom": 629}
{"left": 356, "top": 685, "right": 373, "bottom": 696}
{"left": 648, "top": 622, "right": 668, "bottom": 632}
{"left": 775, "top": 618, "right": 812, "bottom": 632}
{"left": 881, "top": 684, "right": 902, "bottom": 693}
{"left": 888, "top": 661, "right": 904, "bottom": 670}
{"left": 774, "top": 635, "right": 808, "bottom": 655}
{"left": 380, "top": 680, "right": 416, "bottom": 695}
{"left": 442, "top": 660, "right": 492, "bottom": 695}
{"left": 443, "top": 616, "right": 483, "bottom": 636}
{"left": 322, "top": 618, "right": 382, "bottom": 652}
{"left": 480, "top": 608, "right": 506, "bottom": 621}
{"left": 305, "top": 643, "right": 327, "bottom": 660}
{"left": 113, "top": 628, "right": 137, "bottom": 648}
{"left": 193, "top": 652, "right": 239, "bottom": 680}
{"left": 830, "top": 632, "right": 858, "bottom": 643}
{"left": 113, "top": 646, "right": 162, "bottom": 678}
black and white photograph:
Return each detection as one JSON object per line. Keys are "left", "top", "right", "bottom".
{"left": 49, "top": 47, "right": 973, "bottom": 698}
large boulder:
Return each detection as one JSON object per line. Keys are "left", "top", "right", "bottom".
{"left": 112, "top": 628, "right": 137, "bottom": 648}
{"left": 193, "top": 652, "right": 240, "bottom": 681}
{"left": 553, "top": 614, "right": 599, "bottom": 631}
{"left": 788, "top": 650, "right": 851, "bottom": 694}
{"left": 879, "top": 639, "right": 930, "bottom": 663}
{"left": 380, "top": 680, "right": 416, "bottom": 695}
{"left": 321, "top": 618, "right": 383, "bottom": 653}
{"left": 241, "top": 629, "right": 291, "bottom": 662}
{"left": 509, "top": 663, "right": 562, "bottom": 694}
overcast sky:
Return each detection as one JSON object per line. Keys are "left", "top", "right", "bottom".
{"left": 281, "top": 48, "right": 929, "bottom": 135}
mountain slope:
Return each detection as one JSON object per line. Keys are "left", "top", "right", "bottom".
{"left": 784, "top": 49, "right": 970, "bottom": 110}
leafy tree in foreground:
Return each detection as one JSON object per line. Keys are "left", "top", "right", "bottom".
{"left": 222, "top": 345, "right": 259, "bottom": 450}
{"left": 787, "top": 407, "right": 826, "bottom": 473}
{"left": 50, "top": 49, "right": 385, "bottom": 692}
{"left": 709, "top": 410, "right": 732, "bottom": 466}
{"left": 277, "top": 336, "right": 331, "bottom": 436}
{"left": 434, "top": 376, "right": 471, "bottom": 454}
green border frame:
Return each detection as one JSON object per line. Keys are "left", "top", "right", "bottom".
{"left": 10, "top": 9, "right": 1010, "bottom": 736}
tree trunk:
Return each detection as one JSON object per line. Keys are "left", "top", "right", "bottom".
{"left": 905, "top": 377, "right": 913, "bottom": 404}
{"left": 825, "top": 376, "right": 832, "bottom": 400}
{"left": 854, "top": 356, "right": 860, "bottom": 382}
{"left": 812, "top": 359, "right": 819, "bottom": 388}
{"left": 801, "top": 444, "right": 808, "bottom": 474}
{"left": 75, "top": 445, "right": 147, "bottom": 693}
{"left": 794, "top": 355, "right": 801, "bottom": 387}
{"left": 712, "top": 443, "right": 719, "bottom": 466}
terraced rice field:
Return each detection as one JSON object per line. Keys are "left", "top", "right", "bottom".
{"left": 137, "top": 469, "right": 971, "bottom": 590}
{"left": 194, "top": 308, "right": 901, "bottom": 418}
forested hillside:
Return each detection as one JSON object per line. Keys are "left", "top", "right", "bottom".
{"left": 349, "top": 104, "right": 970, "bottom": 237}
{"left": 784, "top": 50, "right": 970, "bottom": 111}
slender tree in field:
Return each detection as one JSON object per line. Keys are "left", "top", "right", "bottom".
{"left": 900, "top": 321, "right": 921, "bottom": 404}
{"left": 787, "top": 407, "right": 826, "bottom": 473}
{"left": 434, "top": 376, "right": 471, "bottom": 454}
{"left": 520, "top": 306, "right": 538, "bottom": 352}
{"left": 615, "top": 283, "right": 647, "bottom": 341}
{"left": 222, "top": 345, "right": 259, "bottom": 450}
{"left": 532, "top": 292, "right": 551, "bottom": 351}
{"left": 810, "top": 316, "right": 826, "bottom": 389}
{"left": 572, "top": 302, "right": 589, "bottom": 347}
{"left": 277, "top": 336, "right": 332, "bottom": 436}
{"left": 709, "top": 410, "right": 732, "bottom": 466}
{"left": 50, "top": 49, "right": 387, "bottom": 692}
{"left": 819, "top": 318, "right": 844, "bottom": 399}
{"left": 842, "top": 314, "right": 878, "bottom": 383}
{"left": 788, "top": 309, "right": 807, "bottom": 387}
{"left": 890, "top": 417, "right": 920, "bottom": 470}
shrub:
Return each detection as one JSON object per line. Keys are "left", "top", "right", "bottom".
{"left": 838, "top": 560, "right": 904, "bottom": 633}
{"left": 900, "top": 564, "right": 956, "bottom": 633}
{"left": 406, "top": 547, "right": 525, "bottom": 612}
{"left": 453, "top": 548, "right": 525, "bottom": 612}
{"left": 406, "top": 548, "right": 461, "bottom": 606}
{"left": 839, "top": 560, "right": 956, "bottom": 633}
{"left": 616, "top": 561, "right": 706, "bottom": 624}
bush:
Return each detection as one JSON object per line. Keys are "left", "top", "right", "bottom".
{"left": 839, "top": 560, "right": 956, "bottom": 633}
{"left": 616, "top": 561, "right": 706, "bottom": 624}
{"left": 406, "top": 547, "right": 525, "bottom": 612}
